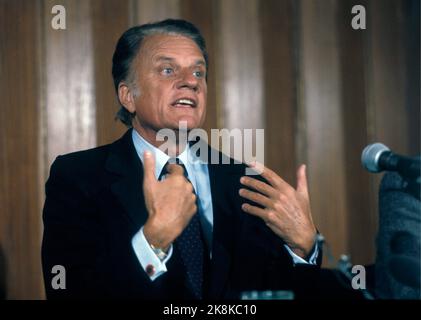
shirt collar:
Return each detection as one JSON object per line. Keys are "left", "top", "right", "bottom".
{"left": 131, "top": 129, "right": 197, "bottom": 188}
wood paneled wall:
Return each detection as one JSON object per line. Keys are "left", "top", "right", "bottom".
{"left": 298, "top": 0, "right": 350, "bottom": 259}
{"left": 0, "top": 0, "right": 419, "bottom": 299}
{"left": 0, "top": 0, "right": 43, "bottom": 299}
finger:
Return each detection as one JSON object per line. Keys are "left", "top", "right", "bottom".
{"left": 248, "top": 161, "right": 290, "bottom": 190}
{"left": 243, "top": 205, "right": 286, "bottom": 240}
{"left": 241, "top": 203, "right": 267, "bottom": 220}
{"left": 296, "top": 164, "right": 308, "bottom": 196}
{"left": 166, "top": 163, "right": 185, "bottom": 176}
{"left": 143, "top": 151, "right": 157, "bottom": 183}
{"left": 239, "top": 188, "right": 273, "bottom": 208}
{"left": 240, "top": 177, "right": 277, "bottom": 198}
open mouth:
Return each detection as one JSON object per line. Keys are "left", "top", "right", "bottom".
{"left": 171, "top": 98, "right": 197, "bottom": 108}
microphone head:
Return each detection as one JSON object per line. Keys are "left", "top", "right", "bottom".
{"left": 362, "top": 143, "right": 390, "bottom": 173}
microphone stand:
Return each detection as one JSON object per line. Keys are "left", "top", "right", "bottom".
{"left": 316, "top": 234, "right": 375, "bottom": 300}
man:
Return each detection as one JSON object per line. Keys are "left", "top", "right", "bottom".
{"left": 42, "top": 19, "right": 321, "bottom": 299}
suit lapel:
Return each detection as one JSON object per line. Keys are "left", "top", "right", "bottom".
{"left": 105, "top": 129, "right": 148, "bottom": 231}
{"left": 104, "top": 134, "right": 239, "bottom": 298}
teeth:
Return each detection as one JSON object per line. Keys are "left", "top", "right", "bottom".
{"left": 176, "top": 99, "right": 195, "bottom": 106}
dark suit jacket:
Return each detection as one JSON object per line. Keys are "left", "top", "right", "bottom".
{"left": 42, "top": 129, "right": 321, "bottom": 299}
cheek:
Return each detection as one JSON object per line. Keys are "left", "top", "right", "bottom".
{"left": 135, "top": 94, "right": 157, "bottom": 121}
{"left": 137, "top": 83, "right": 162, "bottom": 109}
{"left": 200, "top": 84, "right": 208, "bottom": 102}
{"left": 200, "top": 90, "right": 207, "bottom": 111}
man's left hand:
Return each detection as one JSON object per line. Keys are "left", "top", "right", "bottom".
{"left": 239, "top": 163, "right": 317, "bottom": 259}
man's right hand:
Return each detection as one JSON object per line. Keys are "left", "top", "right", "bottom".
{"left": 142, "top": 151, "right": 197, "bottom": 251}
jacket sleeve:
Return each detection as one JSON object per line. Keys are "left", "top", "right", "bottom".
{"left": 42, "top": 156, "right": 110, "bottom": 298}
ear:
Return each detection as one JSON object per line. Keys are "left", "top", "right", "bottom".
{"left": 118, "top": 82, "right": 136, "bottom": 113}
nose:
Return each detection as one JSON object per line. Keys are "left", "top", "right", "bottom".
{"left": 176, "top": 70, "right": 199, "bottom": 92}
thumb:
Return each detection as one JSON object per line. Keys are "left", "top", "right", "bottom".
{"left": 296, "top": 164, "right": 309, "bottom": 196}
{"left": 143, "top": 151, "right": 157, "bottom": 185}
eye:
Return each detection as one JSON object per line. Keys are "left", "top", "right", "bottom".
{"left": 161, "top": 67, "right": 174, "bottom": 76}
{"left": 193, "top": 70, "right": 205, "bottom": 78}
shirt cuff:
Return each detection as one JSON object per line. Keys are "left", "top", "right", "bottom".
{"left": 283, "top": 241, "right": 319, "bottom": 265}
{"left": 131, "top": 226, "right": 173, "bottom": 281}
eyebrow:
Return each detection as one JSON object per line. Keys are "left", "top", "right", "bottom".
{"left": 154, "top": 56, "right": 206, "bottom": 67}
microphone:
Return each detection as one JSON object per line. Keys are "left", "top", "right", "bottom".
{"left": 361, "top": 143, "right": 421, "bottom": 179}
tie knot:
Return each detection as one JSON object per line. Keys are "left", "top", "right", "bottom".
{"left": 168, "top": 157, "right": 183, "bottom": 166}
{"left": 159, "top": 158, "right": 187, "bottom": 180}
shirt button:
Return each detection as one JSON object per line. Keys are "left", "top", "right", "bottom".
{"left": 146, "top": 264, "right": 155, "bottom": 277}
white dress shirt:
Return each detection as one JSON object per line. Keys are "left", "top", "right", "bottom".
{"left": 130, "top": 129, "right": 318, "bottom": 281}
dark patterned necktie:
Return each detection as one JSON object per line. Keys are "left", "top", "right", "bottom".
{"left": 159, "top": 158, "right": 205, "bottom": 299}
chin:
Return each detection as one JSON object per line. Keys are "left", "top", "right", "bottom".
{"left": 170, "top": 117, "right": 202, "bottom": 130}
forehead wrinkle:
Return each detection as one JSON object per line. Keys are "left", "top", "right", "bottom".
{"left": 152, "top": 55, "right": 206, "bottom": 68}
{"left": 153, "top": 56, "right": 175, "bottom": 64}
{"left": 139, "top": 34, "right": 204, "bottom": 63}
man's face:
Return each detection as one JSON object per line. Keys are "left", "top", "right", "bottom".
{"left": 130, "top": 34, "right": 207, "bottom": 139}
